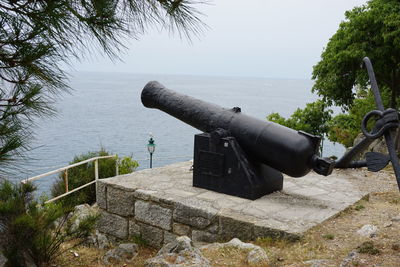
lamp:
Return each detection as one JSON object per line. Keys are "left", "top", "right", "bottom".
{"left": 147, "top": 133, "right": 156, "bottom": 168}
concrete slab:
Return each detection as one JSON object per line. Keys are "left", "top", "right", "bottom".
{"left": 97, "top": 161, "right": 376, "bottom": 245}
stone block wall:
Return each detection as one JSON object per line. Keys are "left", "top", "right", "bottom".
{"left": 96, "top": 181, "right": 293, "bottom": 248}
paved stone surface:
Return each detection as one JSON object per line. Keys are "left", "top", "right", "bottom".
{"left": 99, "top": 161, "right": 373, "bottom": 239}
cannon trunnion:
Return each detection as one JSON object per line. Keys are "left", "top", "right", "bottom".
{"left": 141, "top": 81, "right": 333, "bottom": 200}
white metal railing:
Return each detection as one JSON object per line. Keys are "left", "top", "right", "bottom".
{"left": 22, "top": 155, "right": 118, "bottom": 204}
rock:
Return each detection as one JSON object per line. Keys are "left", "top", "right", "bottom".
{"left": 102, "top": 243, "right": 139, "bottom": 265}
{"left": 247, "top": 246, "right": 269, "bottom": 265}
{"left": 145, "top": 236, "right": 210, "bottom": 267}
{"left": 97, "top": 232, "right": 110, "bottom": 249}
{"left": 370, "top": 138, "right": 388, "bottom": 154}
{"left": 339, "top": 251, "right": 358, "bottom": 267}
{"left": 86, "top": 230, "right": 110, "bottom": 249}
{"left": 356, "top": 224, "right": 378, "bottom": 237}
{"left": 352, "top": 134, "right": 388, "bottom": 160}
{"left": 383, "top": 222, "right": 392, "bottom": 228}
{"left": 163, "top": 231, "right": 178, "bottom": 245}
{"left": 157, "top": 235, "right": 193, "bottom": 255}
{"left": 70, "top": 250, "right": 79, "bottom": 257}
{"left": 70, "top": 204, "right": 99, "bottom": 231}
{"left": 227, "top": 238, "right": 268, "bottom": 265}
{"left": 304, "top": 259, "right": 333, "bottom": 267}
{"left": 226, "top": 238, "right": 257, "bottom": 249}
{"left": 391, "top": 215, "right": 400, "bottom": 222}
{"left": 200, "top": 238, "right": 268, "bottom": 266}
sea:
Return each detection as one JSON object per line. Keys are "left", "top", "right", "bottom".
{"left": 8, "top": 71, "right": 345, "bottom": 194}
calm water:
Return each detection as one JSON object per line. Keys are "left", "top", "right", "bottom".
{"left": 11, "top": 72, "right": 345, "bottom": 193}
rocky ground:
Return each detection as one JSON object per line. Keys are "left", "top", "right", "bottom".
{"left": 54, "top": 169, "right": 400, "bottom": 266}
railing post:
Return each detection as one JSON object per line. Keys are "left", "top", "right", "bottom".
{"left": 64, "top": 169, "right": 69, "bottom": 193}
{"left": 115, "top": 156, "right": 119, "bottom": 176}
{"left": 95, "top": 159, "right": 99, "bottom": 193}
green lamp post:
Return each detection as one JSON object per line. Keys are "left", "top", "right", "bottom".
{"left": 147, "top": 133, "right": 156, "bottom": 168}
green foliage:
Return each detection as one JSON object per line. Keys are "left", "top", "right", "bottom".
{"left": 0, "top": 180, "right": 97, "bottom": 266}
{"left": 322, "top": 234, "right": 335, "bottom": 240}
{"left": 312, "top": 0, "right": 400, "bottom": 110}
{"left": 354, "top": 204, "right": 365, "bottom": 211}
{"left": 326, "top": 90, "right": 390, "bottom": 147}
{"left": 327, "top": 114, "right": 361, "bottom": 148}
{"left": 0, "top": 1, "right": 205, "bottom": 175}
{"left": 272, "top": 0, "right": 400, "bottom": 148}
{"left": 267, "top": 100, "right": 333, "bottom": 153}
{"left": 51, "top": 149, "right": 138, "bottom": 207}
{"left": 117, "top": 154, "right": 139, "bottom": 175}
{"left": 357, "top": 241, "right": 381, "bottom": 255}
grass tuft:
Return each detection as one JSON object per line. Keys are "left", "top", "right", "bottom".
{"left": 322, "top": 234, "right": 335, "bottom": 240}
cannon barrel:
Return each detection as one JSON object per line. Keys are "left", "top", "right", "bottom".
{"left": 141, "top": 81, "right": 322, "bottom": 177}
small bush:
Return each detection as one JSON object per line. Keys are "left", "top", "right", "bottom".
{"left": 0, "top": 180, "right": 97, "bottom": 266}
{"left": 357, "top": 241, "right": 381, "bottom": 255}
{"left": 51, "top": 149, "right": 138, "bottom": 207}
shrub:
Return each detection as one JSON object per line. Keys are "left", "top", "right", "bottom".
{"left": 0, "top": 180, "right": 97, "bottom": 267}
{"left": 357, "top": 241, "right": 381, "bottom": 255}
{"left": 51, "top": 149, "right": 138, "bottom": 207}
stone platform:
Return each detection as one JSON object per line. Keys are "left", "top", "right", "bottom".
{"left": 96, "top": 161, "right": 370, "bottom": 247}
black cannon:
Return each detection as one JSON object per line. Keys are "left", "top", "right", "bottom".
{"left": 141, "top": 81, "right": 334, "bottom": 199}
{"left": 141, "top": 58, "right": 400, "bottom": 199}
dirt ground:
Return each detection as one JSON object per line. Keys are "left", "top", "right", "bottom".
{"left": 56, "top": 169, "right": 400, "bottom": 267}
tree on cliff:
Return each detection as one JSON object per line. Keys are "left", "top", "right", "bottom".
{"left": 270, "top": 0, "right": 400, "bottom": 148}
{"left": 312, "top": 0, "right": 400, "bottom": 110}
{"left": 0, "top": 0, "right": 205, "bottom": 175}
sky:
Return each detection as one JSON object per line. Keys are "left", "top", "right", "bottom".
{"left": 72, "top": 0, "right": 367, "bottom": 79}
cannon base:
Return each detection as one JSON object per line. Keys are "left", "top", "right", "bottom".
{"left": 193, "top": 132, "right": 283, "bottom": 200}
